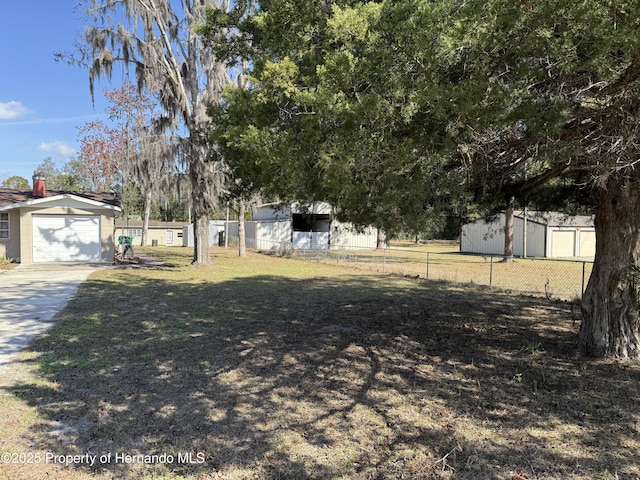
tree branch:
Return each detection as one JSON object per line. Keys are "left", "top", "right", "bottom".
{"left": 587, "top": 55, "right": 640, "bottom": 97}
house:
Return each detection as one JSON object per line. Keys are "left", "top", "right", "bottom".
{"left": 460, "top": 211, "right": 596, "bottom": 258}
{"left": 0, "top": 173, "right": 121, "bottom": 263}
{"left": 115, "top": 219, "right": 189, "bottom": 246}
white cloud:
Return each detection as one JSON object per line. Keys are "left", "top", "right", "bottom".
{"left": 0, "top": 101, "right": 29, "bottom": 120}
{"left": 37, "top": 141, "right": 77, "bottom": 158}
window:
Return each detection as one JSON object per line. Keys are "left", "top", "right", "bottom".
{"left": 0, "top": 212, "right": 8, "bottom": 240}
{"left": 127, "top": 228, "right": 143, "bottom": 237}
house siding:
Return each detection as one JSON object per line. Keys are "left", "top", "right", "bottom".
{"left": 115, "top": 221, "right": 189, "bottom": 247}
{"left": 122, "top": 228, "right": 185, "bottom": 247}
{"left": 0, "top": 210, "right": 21, "bottom": 260}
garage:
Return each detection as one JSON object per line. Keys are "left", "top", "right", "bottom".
{"left": 32, "top": 215, "right": 101, "bottom": 262}
{"left": 460, "top": 211, "right": 596, "bottom": 258}
{"left": 1, "top": 175, "right": 121, "bottom": 264}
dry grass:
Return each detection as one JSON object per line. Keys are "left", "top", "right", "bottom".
{"left": 0, "top": 260, "right": 18, "bottom": 271}
{"left": 0, "top": 247, "right": 639, "bottom": 480}
{"left": 296, "top": 241, "right": 592, "bottom": 301}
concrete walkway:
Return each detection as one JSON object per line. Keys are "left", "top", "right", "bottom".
{"left": 0, "top": 263, "right": 109, "bottom": 374}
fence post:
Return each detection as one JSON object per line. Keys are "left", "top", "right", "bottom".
{"left": 426, "top": 252, "right": 430, "bottom": 280}
{"left": 383, "top": 247, "right": 387, "bottom": 273}
{"left": 489, "top": 255, "right": 494, "bottom": 290}
{"left": 582, "top": 261, "right": 586, "bottom": 295}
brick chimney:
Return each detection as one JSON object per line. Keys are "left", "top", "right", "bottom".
{"left": 32, "top": 171, "right": 45, "bottom": 198}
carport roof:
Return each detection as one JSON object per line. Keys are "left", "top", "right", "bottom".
{"left": 0, "top": 188, "right": 122, "bottom": 210}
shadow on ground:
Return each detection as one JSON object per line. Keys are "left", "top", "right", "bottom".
{"left": 5, "top": 266, "right": 640, "bottom": 479}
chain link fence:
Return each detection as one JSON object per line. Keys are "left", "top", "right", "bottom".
{"left": 225, "top": 236, "right": 593, "bottom": 301}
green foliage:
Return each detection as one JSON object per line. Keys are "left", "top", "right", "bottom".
{"left": 1, "top": 176, "right": 29, "bottom": 189}
{"left": 60, "top": 156, "right": 90, "bottom": 191}
{"left": 33, "top": 157, "right": 83, "bottom": 191}
{"left": 120, "top": 183, "right": 145, "bottom": 218}
{"left": 151, "top": 196, "right": 189, "bottom": 222}
{"left": 204, "top": 0, "right": 640, "bottom": 234}
{"left": 206, "top": 0, "right": 473, "bottom": 235}
{"left": 33, "top": 156, "right": 94, "bottom": 192}
{"left": 522, "top": 342, "right": 544, "bottom": 355}
{"left": 35, "top": 157, "right": 63, "bottom": 189}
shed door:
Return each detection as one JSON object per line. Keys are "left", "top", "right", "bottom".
{"left": 32, "top": 215, "right": 101, "bottom": 262}
{"left": 550, "top": 230, "right": 575, "bottom": 257}
{"left": 579, "top": 231, "right": 596, "bottom": 257}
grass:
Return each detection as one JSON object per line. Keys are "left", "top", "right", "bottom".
{"left": 295, "top": 240, "right": 592, "bottom": 301}
{"left": 0, "top": 247, "right": 639, "bottom": 479}
{"left": 0, "top": 258, "right": 18, "bottom": 270}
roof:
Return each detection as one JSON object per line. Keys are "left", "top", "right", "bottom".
{"left": 465, "top": 211, "right": 595, "bottom": 229}
{"left": 0, "top": 188, "right": 121, "bottom": 209}
{"left": 514, "top": 211, "right": 595, "bottom": 228}
{"left": 115, "top": 220, "right": 190, "bottom": 228}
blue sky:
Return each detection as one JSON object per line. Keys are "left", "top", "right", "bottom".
{"left": 0, "top": 2, "right": 115, "bottom": 185}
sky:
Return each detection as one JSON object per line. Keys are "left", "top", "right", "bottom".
{"left": 0, "top": 2, "right": 115, "bottom": 186}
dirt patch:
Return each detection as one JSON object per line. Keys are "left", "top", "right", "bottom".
{"left": 1, "top": 250, "right": 638, "bottom": 479}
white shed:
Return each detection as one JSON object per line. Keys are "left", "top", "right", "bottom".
{"left": 181, "top": 203, "right": 379, "bottom": 250}
{"left": 252, "top": 202, "right": 378, "bottom": 250}
{"left": 331, "top": 221, "right": 379, "bottom": 250}
{"left": 460, "top": 211, "right": 595, "bottom": 258}
{"left": 182, "top": 220, "right": 226, "bottom": 247}
{"left": 244, "top": 220, "right": 292, "bottom": 250}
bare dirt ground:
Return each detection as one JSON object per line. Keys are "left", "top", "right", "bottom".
{"left": 0, "top": 249, "right": 638, "bottom": 479}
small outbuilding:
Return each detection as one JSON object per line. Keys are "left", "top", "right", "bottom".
{"left": 0, "top": 174, "right": 121, "bottom": 263}
{"left": 460, "top": 211, "right": 595, "bottom": 258}
{"left": 181, "top": 202, "right": 380, "bottom": 250}
{"left": 115, "top": 219, "right": 189, "bottom": 247}
{"left": 247, "top": 202, "right": 380, "bottom": 250}
{"left": 182, "top": 220, "right": 227, "bottom": 248}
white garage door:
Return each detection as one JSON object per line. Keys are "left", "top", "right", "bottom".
{"left": 579, "top": 231, "right": 596, "bottom": 257}
{"left": 551, "top": 230, "right": 576, "bottom": 257}
{"left": 32, "top": 215, "right": 101, "bottom": 262}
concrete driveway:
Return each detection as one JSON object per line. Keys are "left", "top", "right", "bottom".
{"left": 0, "top": 263, "right": 109, "bottom": 373}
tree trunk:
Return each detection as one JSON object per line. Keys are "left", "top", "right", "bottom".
{"left": 579, "top": 175, "right": 640, "bottom": 359}
{"left": 192, "top": 212, "right": 210, "bottom": 264}
{"left": 377, "top": 229, "right": 385, "bottom": 249}
{"left": 141, "top": 193, "right": 151, "bottom": 247}
{"left": 238, "top": 201, "right": 246, "bottom": 258}
{"left": 503, "top": 198, "right": 514, "bottom": 262}
{"left": 190, "top": 159, "right": 211, "bottom": 265}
